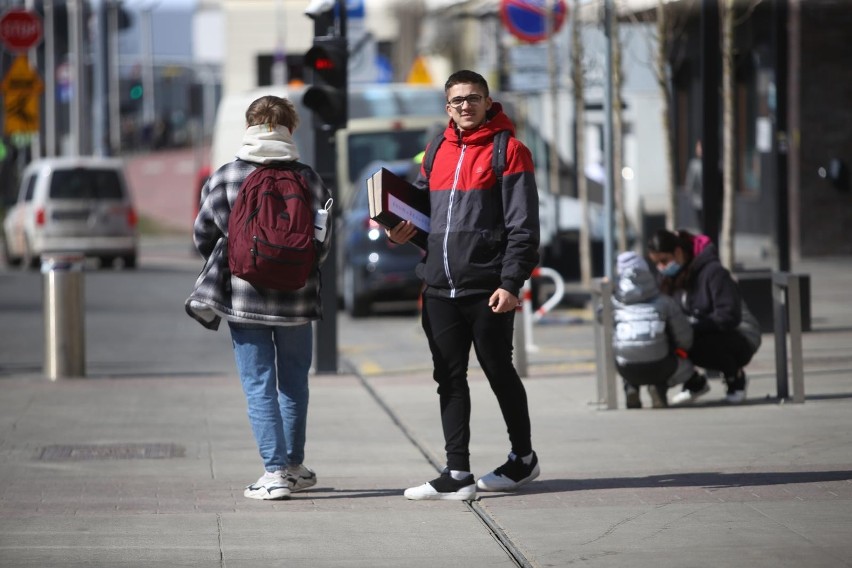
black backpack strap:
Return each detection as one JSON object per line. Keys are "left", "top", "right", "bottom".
{"left": 422, "top": 133, "right": 445, "bottom": 182}
{"left": 491, "top": 130, "right": 510, "bottom": 226}
{"left": 491, "top": 130, "right": 510, "bottom": 189}
{"left": 424, "top": 130, "right": 509, "bottom": 183}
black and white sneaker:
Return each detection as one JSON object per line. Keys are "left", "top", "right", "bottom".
{"left": 476, "top": 452, "right": 540, "bottom": 492}
{"left": 670, "top": 373, "right": 710, "bottom": 406}
{"left": 244, "top": 470, "right": 291, "bottom": 500}
{"left": 725, "top": 370, "right": 748, "bottom": 404}
{"left": 285, "top": 464, "right": 317, "bottom": 492}
{"left": 404, "top": 469, "right": 476, "bottom": 501}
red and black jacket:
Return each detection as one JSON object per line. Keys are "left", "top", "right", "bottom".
{"left": 413, "top": 103, "right": 540, "bottom": 299}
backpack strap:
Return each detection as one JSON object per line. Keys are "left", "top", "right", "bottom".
{"left": 422, "top": 129, "right": 511, "bottom": 225}
{"left": 491, "top": 130, "right": 510, "bottom": 189}
{"left": 422, "top": 132, "right": 445, "bottom": 182}
{"left": 423, "top": 130, "right": 510, "bottom": 185}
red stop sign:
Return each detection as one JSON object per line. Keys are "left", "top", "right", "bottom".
{"left": 0, "top": 9, "right": 43, "bottom": 52}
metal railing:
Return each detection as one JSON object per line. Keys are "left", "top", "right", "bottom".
{"left": 773, "top": 272, "right": 806, "bottom": 403}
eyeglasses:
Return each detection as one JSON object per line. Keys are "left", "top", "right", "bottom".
{"left": 447, "top": 94, "right": 484, "bottom": 109}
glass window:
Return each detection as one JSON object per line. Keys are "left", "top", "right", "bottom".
{"left": 22, "top": 175, "right": 37, "bottom": 201}
{"left": 395, "top": 91, "right": 447, "bottom": 117}
{"left": 50, "top": 169, "right": 124, "bottom": 199}
{"left": 346, "top": 131, "right": 428, "bottom": 182}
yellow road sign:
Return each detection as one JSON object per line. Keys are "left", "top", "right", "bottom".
{"left": 1, "top": 54, "right": 43, "bottom": 135}
{"left": 406, "top": 56, "right": 433, "bottom": 86}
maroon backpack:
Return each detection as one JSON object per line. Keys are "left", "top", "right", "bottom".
{"left": 228, "top": 163, "right": 316, "bottom": 291}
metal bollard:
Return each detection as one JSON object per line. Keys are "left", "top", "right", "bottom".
{"left": 42, "top": 253, "right": 86, "bottom": 379}
{"left": 591, "top": 278, "right": 617, "bottom": 409}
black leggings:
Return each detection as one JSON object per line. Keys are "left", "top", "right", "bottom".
{"left": 617, "top": 354, "right": 677, "bottom": 388}
{"left": 421, "top": 294, "right": 532, "bottom": 472}
{"left": 689, "top": 329, "right": 755, "bottom": 378}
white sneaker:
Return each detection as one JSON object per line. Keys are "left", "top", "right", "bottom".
{"left": 285, "top": 464, "right": 317, "bottom": 492}
{"left": 670, "top": 382, "right": 710, "bottom": 405}
{"left": 244, "top": 470, "right": 291, "bottom": 500}
{"left": 404, "top": 471, "right": 477, "bottom": 501}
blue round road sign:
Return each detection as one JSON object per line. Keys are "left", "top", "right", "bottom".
{"left": 500, "top": 0, "right": 568, "bottom": 44}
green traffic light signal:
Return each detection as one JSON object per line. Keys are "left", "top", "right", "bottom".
{"left": 129, "top": 84, "right": 143, "bottom": 100}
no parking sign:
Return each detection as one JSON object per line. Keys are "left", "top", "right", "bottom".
{"left": 500, "top": 0, "right": 568, "bottom": 44}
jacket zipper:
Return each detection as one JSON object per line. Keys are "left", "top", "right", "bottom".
{"left": 443, "top": 145, "right": 466, "bottom": 298}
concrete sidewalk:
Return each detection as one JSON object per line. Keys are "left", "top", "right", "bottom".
{"left": 1, "top": 257, "right": 851, "bottom": 567}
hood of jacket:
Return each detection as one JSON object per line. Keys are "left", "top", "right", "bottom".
{"left": 689, "top": 238, "right": 722, "bottom": 278}
{"left": 615, "top": 267, "right": 660, "bottom": 304}
{"left": 236, "top": 124, "right": 300, "bottom": 164}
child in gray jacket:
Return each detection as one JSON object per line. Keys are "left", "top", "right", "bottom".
{"left": 612, "top": 251, "right": 701, "bottom": 408}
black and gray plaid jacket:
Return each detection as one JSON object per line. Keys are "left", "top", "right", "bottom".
{"left": 185, "top": 158, "right": 333, "bottom": 331}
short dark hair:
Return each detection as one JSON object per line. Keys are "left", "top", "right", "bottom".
{"left": 444, "top": 70, "right": 489, "bottom": 98}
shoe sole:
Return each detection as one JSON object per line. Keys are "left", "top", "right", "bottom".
{"left": 476, "top": 464, "right": 540, "bottom": 492}
{"left": 404, "top": 488, "right": 477, "bottom": 501}
{"left": 725, "top": 390, "right": 747, "bottom": 404}
{"left": 244, "top": 488, "right": 291, "bottom": 500}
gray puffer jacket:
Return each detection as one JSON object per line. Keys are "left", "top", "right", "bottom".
{"left": 612, "top": 266, "right": 694, "bottom": 366}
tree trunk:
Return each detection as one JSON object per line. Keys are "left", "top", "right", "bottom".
{"left": 573, "top": 0, "right": 591, "bottom": 287}
{"left": 656, "top": 0, "right": 676, "bottom": 230}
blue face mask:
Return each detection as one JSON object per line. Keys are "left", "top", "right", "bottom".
{"left": 660, "top": 261, "right": 682, "bottom": 277}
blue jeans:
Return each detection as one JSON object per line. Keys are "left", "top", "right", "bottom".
{"left": 228, "top": 322, "right": 312, "bottom": 472}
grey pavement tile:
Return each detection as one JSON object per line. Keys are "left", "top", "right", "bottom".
{"left": 218, "top": 511, "right": 515, "bottom": 567}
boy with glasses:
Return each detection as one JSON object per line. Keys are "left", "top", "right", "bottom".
{"left": 388, "top": 70, "right": 541, "bottom": 500}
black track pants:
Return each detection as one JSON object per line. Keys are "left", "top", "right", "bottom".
{"left": 421, "top": 294, "right": 533, "bottom": 472}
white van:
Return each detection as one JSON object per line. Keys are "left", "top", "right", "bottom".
{"left": 3, "top": 156, "right": 138, "bottom": 268}
{"left": 206, "top": 83, "right": 447, "bottom": 205}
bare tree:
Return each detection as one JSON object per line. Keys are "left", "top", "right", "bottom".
{"left": 720, "top": 0, "right": 764, "bottom": 269}
{"left": 572, "top": 0, "right": 592, "bottom": 286}
{"left": 655, "top": 0, "right": 677, "bottom": 229}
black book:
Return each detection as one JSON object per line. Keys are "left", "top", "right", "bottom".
{"left": 367, "top": 167, "right": 430, "bottom": 250}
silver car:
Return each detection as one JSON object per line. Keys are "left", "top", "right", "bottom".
{"left": 2, "top": 157, "right": 139, "bottom": 268}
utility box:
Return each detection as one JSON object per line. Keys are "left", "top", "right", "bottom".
{"left": 736, "top": 271, "right": 811, "bottom": 333}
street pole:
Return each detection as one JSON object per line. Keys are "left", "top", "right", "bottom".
{"left": 312, "top": 0, "right": 347, "bottom": 374}
{"left": 602, "top": 0, "right": 615, "bottom": 279}
{"left": 93, "top": 0, "right": 108, "bottom": 156}
{"left": 108, "top": 0, "right": 122, "bottom": 155}
{"left": 141, "top": 5, "right": 156, "bottom": 134}
{"left": 773, "top": 0, "right": 790, "bottom": 272}
{"left": 44, "top": 0, "right": 56, "bottom": 157}
{"left": 68, "top": 0, "right": 85, "bottom": 156}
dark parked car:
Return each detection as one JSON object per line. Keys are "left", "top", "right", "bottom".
{"left": 338, "top": 159, "right": 425, "bottom": 317}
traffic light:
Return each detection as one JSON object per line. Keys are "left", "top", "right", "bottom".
{"left": 303, "top": 36, "right": 347, "bottom": 129}
{"left": 129, "top": 82, "right": 143, "bottom": 101}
